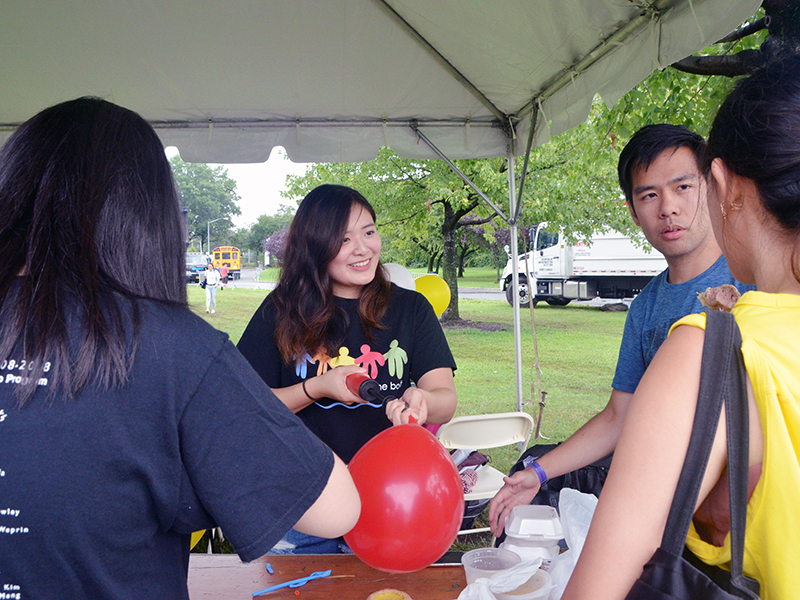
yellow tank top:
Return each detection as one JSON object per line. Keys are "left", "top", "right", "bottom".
{"left": 672, "top": 291, "right": 800, "bottom": 600}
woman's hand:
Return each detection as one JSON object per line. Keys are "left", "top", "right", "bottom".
{"left": 276, "top": 365, "right": 369, "bottom": 413}
{"left": 306, "top": 365, "right": 369, "bottom": 405}
{"left": 385, "top": 386, "right": 429, "bottom": 425}
{"left": 487, "top": 469, "right": 542, "bottom": 535}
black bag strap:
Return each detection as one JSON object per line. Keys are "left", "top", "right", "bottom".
{"left": 659, "top": 310, "right": 756, "bottom": 598}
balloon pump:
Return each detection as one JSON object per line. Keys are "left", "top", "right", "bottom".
{"left": 345, "top": 372, "right": 391, "bottom": 404}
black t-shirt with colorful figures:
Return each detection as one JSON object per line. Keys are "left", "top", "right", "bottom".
{"left": 237, "top": 283, "right": 457, "bottom": 462}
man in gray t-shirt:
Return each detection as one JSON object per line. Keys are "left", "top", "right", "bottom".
{"left": 489, "top": 124, "right": 753, "bottom": 535}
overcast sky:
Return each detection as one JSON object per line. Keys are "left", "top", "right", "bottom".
{"left": 167, "top": 147, "right": 310, "bottom": 228}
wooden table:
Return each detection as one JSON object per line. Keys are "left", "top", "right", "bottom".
{"left": 188, "top": 554, "right": 467, "bottom": 599}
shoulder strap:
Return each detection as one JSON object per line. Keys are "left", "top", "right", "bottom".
{"left": 659, "top": 310, "right": 755, "bottom": 597}
{"left": 723, "top": 312, "right": 757, "bottom": 598}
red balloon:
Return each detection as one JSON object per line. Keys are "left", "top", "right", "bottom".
{"left": 344, "top": 423, "right": 464, "bottom": 573}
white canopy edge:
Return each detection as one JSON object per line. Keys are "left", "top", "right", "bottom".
{"left": 0, "top": 0, "right": 761, "bottom": 164}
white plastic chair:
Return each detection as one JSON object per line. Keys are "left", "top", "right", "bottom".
{"left": 437, "top": 412, "right": 535, "bottom": 535}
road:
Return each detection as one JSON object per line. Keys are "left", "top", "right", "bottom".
{"left": 223, "top": 268, "right": 630, "bottom": 306}
{"left": 226, "top": 268, "right": 506, "bottom": 300}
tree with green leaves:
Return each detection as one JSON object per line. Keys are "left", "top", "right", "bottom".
{"left": 249, "top": 208, "right": 295, "bottom": 253}
{"left": 170, "top": 156, "right": 241, "bottom": 252}
{"left": 230, "top": 208, "right": 295, "bottom": 256}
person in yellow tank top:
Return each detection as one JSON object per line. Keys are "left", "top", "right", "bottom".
{"left": 563, "top": 56, "right": 800, "bottom": 600}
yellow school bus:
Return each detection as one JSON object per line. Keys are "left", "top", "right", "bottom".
{"left": 211, "top": 246, "right": 241, "bottom": 280}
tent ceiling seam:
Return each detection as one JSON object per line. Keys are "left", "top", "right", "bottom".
{"left": 374, "top": 0, "right": 508, "bottom": 126}
{"left": 515, "top": 0, "right": 676, "bottom": 121}
{"left": 144, "top": 118, "right": 501, "bottom": 129}
{"left": 0, "top": 118, "right": 507, "bottom": 132}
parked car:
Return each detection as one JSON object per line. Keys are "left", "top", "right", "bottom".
{"left": 186, "top": 253, "right": 208, "bottom": 283}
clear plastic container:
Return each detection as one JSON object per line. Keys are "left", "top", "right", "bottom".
{"left": 461, "top": 548, "right": 521, "bottom": 584}
{"left": 495, "top": 569, "right": 552, "bottom": 600}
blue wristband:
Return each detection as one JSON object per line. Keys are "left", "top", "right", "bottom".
{"left": 522, "top": 457, "right": 548, "bottom": 485}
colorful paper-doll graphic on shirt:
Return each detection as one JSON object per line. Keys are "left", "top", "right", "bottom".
{"left": 355, "top": 344, "right": 385, "bottom": 378}
{"left": 299, "top": 340, "right": 407, "bottom": 409}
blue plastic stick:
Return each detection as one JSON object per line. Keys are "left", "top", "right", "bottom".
{"left": 252, "top": 569, "right": 332, "bottom": 597}
{"left": 265, "top": 563, "right": 274, "bottom": 574}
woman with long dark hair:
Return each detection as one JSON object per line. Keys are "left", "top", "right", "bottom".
{"left": 562, "top": 56, "right": 800, "bottom": 600}
{"left": 238, "top": 183, "right": 457, "bottom": 553}
{"left": 0, "top": 98, "right": 359, "bottom": 598}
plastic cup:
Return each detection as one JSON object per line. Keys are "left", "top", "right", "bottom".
{"left": 461, "top": 548, "right": 521, "bottom": 585}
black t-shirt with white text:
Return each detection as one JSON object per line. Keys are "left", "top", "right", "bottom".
{"left": 0, "top": 299, "right": 333, "bottom": 599}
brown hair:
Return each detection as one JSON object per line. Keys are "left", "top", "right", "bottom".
{"left": 270, "top": 184, "right": 391, "bottom": 364}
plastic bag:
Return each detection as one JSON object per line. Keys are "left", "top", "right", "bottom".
{"left": 456, "top": 559, "right": 548, "bottom": 600}
{"left": 548, "top": 488, "right": 598, "bottom": 600}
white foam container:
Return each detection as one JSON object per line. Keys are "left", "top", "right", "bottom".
{"left": 499, "top": 505, "right": 563, "bottom": 564}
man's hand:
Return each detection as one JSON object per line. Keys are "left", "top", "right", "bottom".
{"left": 487, "top": 468, "right": 541, "bottom": 536}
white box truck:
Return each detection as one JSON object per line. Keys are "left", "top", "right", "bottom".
{"left": 501, "top": 225, "right": 667, "bottom": 307}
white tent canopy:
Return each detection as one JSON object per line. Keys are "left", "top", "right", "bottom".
{"left": 1, "top": 0, "right": 761, "bottom": 406}
{"left": 2, "top": 0, "right": 759, "bottom": 164}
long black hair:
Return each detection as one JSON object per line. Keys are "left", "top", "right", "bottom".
{"left": 0, "top": 97, "right": 186, "bottom": 403}
{"left": 270, "top": 184, "right": 391, "bottom": 364}
{"left": 704, "top": 56, "right": 800, "bottom": 283}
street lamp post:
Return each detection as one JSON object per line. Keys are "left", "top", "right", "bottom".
{"left": 207, "top": 218, "right": 223, "bottom": 257}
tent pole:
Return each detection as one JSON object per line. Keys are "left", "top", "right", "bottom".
{"left": 411, "top": 126, "right": 509, "bottom": 221}
{"left": 506, "top": 146, "right": 524, "bottom": 412}
{"left": 508, "top": 110, "right": 538, "bottom": 413}
{"left": 412, "top": 123, "right": 531, "bottom": 412}
{"left": 514, "top": 108, "right": 538, "bottom": 222}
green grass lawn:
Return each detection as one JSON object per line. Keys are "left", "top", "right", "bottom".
{"left": 189, "top": 284, "right": 624, "bottom": 552}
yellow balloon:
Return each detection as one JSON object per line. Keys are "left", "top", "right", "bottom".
{"left": 415, "top": 274, "right": 451, "bottom": 317}
{"left": 190, "top": 530, "right": 205, "bottom": 550}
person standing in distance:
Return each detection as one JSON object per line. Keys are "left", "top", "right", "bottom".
{"left": 204, "top": 262, "right": 220, "bottom": 313}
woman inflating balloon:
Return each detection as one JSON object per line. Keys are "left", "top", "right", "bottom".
{"left": 238, "top": 183, "right": 458, "bottom": 554}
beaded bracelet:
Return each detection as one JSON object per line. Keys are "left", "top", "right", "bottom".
{"left": 521, "top": 456, "right": 548, "bottom": 485}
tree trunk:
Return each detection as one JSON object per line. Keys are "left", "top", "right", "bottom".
{"left": 457, "top": 246, "right": 474, "bottom": 278}
{"left": 440, "top": 202, "right": 460, "bottom": 321}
